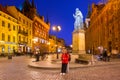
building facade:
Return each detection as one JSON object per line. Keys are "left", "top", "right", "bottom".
{"left": 85, "top": 0, "right": 120, "bottom": 54}
{"left": 48, "top": 35, "right": 65, "bottom": 53}
{"left": 32, "top": 15, "right": 50, "bottom": 53}
{"left": 0, "top": 5, "right": 18, "bottom": 54}
{"left": 7, "top": 6, "right": 33, "bottom": 53}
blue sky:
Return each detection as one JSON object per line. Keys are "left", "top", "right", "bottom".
{"left": 0, "top": 0, "right": 101, "bottom": 45}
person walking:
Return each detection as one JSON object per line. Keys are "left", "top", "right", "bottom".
{"left": 35, "top": 51, "right": 40, "bottom": 62}
{"left": 103, "top": 49, "right": 107, "bottom": 61}
{"left": 60, "top": 48, "right": 69, "bottom": 75}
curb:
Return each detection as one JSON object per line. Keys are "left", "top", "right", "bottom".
{"left": 28, "top": 62, "right": 120, "bottom": 70}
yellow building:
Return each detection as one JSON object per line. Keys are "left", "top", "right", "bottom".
{"left": 0, "top": 5, "right": 18, "bottom": 55}
{"left": 85, "top": 0, "right": 120, "bottom": 54}
{"left": 48, "top": 35, "right": 65, "bottom": 53}
{"left": 7, "top": 6, "right": 33, "bottom": 53}
{"left": 48, "top": 35, "right": 56, "bottom": 53}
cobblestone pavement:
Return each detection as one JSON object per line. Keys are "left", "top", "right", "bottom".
{"left": 0, "top": 56, "right": 120, "bottom": 80}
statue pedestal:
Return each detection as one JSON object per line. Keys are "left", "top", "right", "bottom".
{"left": 72, "top": 29, "right": 86, "bottom": 54}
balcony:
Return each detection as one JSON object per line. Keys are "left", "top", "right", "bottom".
{"left": 18, "top": 30, "right": 28, "bottom": 36}
{"left": 18, "top": 41, "right": 28, "bottom": 45}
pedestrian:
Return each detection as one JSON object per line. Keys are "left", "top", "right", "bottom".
{"left": 35, "top": 51, "right": 40, "bottom": 62}
{"left": 60, "top": 48, "right": 69, "bottom": 75}
{"left": 103, "top": 49, "right": 107, "bottom": 61}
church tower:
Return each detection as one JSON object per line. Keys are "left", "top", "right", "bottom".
{"left": 22, "top": 0, "right": 36, "bottom": 19}
{"left": 30, "top": 0, "right": 36, "bottom": 19}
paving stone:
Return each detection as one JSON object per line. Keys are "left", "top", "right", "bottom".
{"left": 0, "top": 56, "right": 120, "bottom": 80}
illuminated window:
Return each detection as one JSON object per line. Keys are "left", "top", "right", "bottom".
{"left": 27, "top": 21, "right": 28, "bottom": 25}
{"left": 8, "top": 35, "right": 10, "bottom": 42}
{"left": 13, "top": 25, "right": 15, "bottom": 30}
{"left": 2, "top": 33, "right": 5, "bottom": 41}
{"left": 19, "top": 36, "right": 21, "bottom": 41}
{"left": 13, "top": 36, "right": 15, "bottom": 42}
{"left": 2, "top": 21, "right": 5, "bottom": 27}
{"left": 8, "top": 23, "right": 10, "bottom": 28}
{"left": 23, "top": 19, "right": 25, "bottom": 24}
{"left": 19, "top": 17, "right": 21, "bottom": 21}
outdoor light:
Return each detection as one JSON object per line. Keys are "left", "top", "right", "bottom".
{"left": 57, "top": 26, "right": 61, "bottom": 31}
{"left": 52, "top": 26, "right": 61, "bottom": 32}
{"left": 70, "top": 45, "right": 73, "bottom": 48}
{"left": 52, "top": 25, "right": 61, "bottom": 59}
{"left": 47, "top": 42, "right": 50, "bottom": 45}
{"left": 32, "top": 37, "right": 38, "bottom": 43}
{"left": 52, "top": 27, "right": 56, "bottom": 31}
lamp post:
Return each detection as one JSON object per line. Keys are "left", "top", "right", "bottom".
{"left": 52, "top": 26, "right": 61, "bottom": 59}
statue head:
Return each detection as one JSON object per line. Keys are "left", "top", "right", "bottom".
{"left": 76, "top": 8, "right": 79, "bottom": 11}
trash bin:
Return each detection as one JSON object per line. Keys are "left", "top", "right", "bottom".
{"left": 8, "top": 55, "right": 12, "bottom": 59}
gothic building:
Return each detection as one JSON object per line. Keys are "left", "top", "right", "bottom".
{"left": 85, "top": 0, "right": 120, "bottom": 54}
{"left": 21, "top": 0, "right": 50, "bottom": 53}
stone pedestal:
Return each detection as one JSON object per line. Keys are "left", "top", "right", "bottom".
{"left": 72, "top": 29, "right": 86, "bottom": 54}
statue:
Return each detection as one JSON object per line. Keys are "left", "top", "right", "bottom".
{"left": 73, "top": 8, "right": 84, "bottom": 30}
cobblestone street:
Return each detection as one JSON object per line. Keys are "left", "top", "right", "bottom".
{"left": 0, "top": 56, "right": 120, "bottom": 80}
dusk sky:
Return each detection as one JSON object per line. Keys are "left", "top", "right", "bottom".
{"left": 0, "top": 0, "right": 101, "bottom": 45}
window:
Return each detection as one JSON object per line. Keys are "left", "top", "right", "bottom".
{"left": 24, "top": 37, "right": 26, "bottom": 42}
{"left": 27, "top": 21, "right": 28, "bottom": 25}
{"left": 19, "top": 17, "right": 21, "bottom": 21}
{"left": 23, "top": 19, "right": 25, "bottom": 24}
{"left": 13, "top": 36, "right": 15, "bottom": 42}
{"left": 2, "top": 33, "right": 5, "bottom": 41}
{"left": 27, "top": 29, "right": 28, "bottom": 33}
{"left": 19, "top": 36, "right": 21, "bottom": 42}
{"left": 8, "top": 35, "right": 10, "bottom": 42}
{"left": 13, "top": 25, "right": 15, "bottom": 31}
{"left": 2, "top": 21, "right": 5, "bottom": 27}
{"left": 8, "top": 23, "right": 10, "bottom": 28}
{"left": 8, "top": 17, "right": 11, "bottom": 20}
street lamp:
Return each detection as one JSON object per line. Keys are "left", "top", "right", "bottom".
{"left": 52, "top": 26, "right": 61, "bottom": 59}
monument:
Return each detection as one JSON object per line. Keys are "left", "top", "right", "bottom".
{"left": 72, "top": 8, "right": 86, "bottom": 54}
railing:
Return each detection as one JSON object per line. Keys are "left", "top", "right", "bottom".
{"left": 18, "top": 41, "right": 28, "bottom": 44}
{"left": 18, "top": 30, "right": 28, "bottom": 36}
